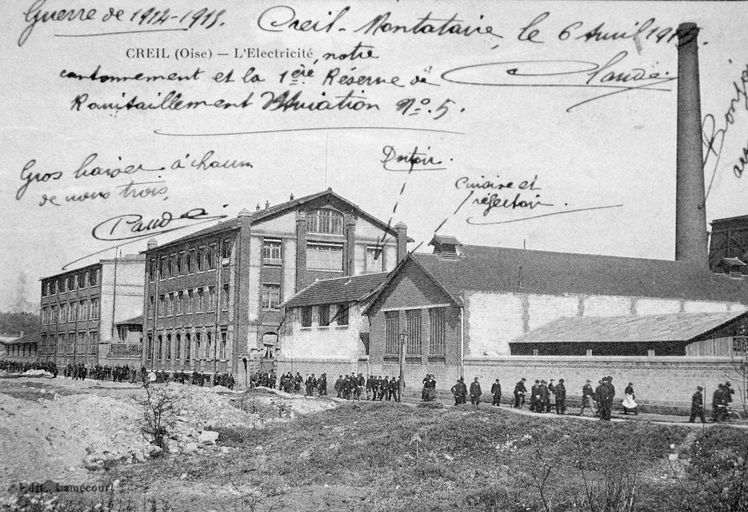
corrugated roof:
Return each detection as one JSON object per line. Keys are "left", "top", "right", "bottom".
{"left": 410, "top": 244, "right": 748, "bottom": 304}
{"left": 511, "top": 311, "right": 747, "bottom": 344}
{"left": 282, "top": 272, "right": 389, "bottom": 308}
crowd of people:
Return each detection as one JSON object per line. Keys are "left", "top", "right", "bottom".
{"left": 0, "top": 360, "right": 58, "bottom": 377}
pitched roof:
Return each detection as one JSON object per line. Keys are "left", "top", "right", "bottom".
{"left": 282, "top": 273, "right": 389, "bottom": 308}
{"left": 408, "top": 244, "right": 748, "bottom": 304}
{"left": 145, "top": 189, "right": 397, "bottom": 252}
{"left": 510, "top": 311, "right": 747, "bottom": 344}
{"left": 1, "top": 333, "right": 41, "bottom": 345}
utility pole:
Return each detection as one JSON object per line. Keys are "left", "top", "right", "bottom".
{"left": 399, "top": 330, "right": 407, "bottom": 401}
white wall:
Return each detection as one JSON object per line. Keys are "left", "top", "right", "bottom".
{"left": 283, "top": 304, "right": 365, "bottom": 361}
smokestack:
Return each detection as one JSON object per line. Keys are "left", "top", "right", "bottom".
{"left": 675, "top": 22, "right": 708, "bottom": 267}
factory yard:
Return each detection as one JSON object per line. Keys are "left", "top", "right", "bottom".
{"left": 0, "top": 375, "right": 747, "bottom": 512}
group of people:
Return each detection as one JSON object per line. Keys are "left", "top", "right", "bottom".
{"left": 249, "top": 371, "right": 277, "bottom": 389}
{"left": 80, "top": 364, "right": 139, "bottom": 382}
{"left": 688, "top": 381, "right": 737, "bottom": 423}
{"left": 0, "top": 360, "right": 58, "bottom": 376}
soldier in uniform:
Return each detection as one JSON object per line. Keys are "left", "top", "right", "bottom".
{"left": 530, "top": 380, "right": 541, "bottom": 412}
{"left": 470, "top": 377, "right": 482, "bottom": 408}
{"left": 690, "top": 385, "right": 705, "bottom": 423}
{"left": 491, "top": 378, "right": 502, "bottom": 406}
{"left": 513, "top": 378, "right": 527, "bottom": 408}
{"left": 451, "top": 377, "right": 467, "bottom": 406}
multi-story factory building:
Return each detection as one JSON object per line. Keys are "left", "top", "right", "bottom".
{"left": 141, "top": 189, "right": 408, "bottom": 383}
{"left": 38, "top": 255, "right": 146, "bottom": 367}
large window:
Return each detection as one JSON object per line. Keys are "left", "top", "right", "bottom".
{"left": 336, "top": 304, "right": 349, "bottom": 326}
{"left": 261, "top": 284, "right": 281, "bottom": 310}
{"left": 406, "top": 309, "right": 422, "bottom": 355}
{"left": 429, "top": 308, "right": 446, "bottom": 355}
{"left": 385, "top": 311, "right": 400, "bottom": 355}
{"left": 301, "top": 306, "right": 312, "bottom": 327}
{"left": 91, "top": 298, "right": 99, "bottom": 319}
{"left": 366, "top": 247, "right": 383, "bottom": 272}
{"left": 318, "top": 305, "right": 330, "bottom": 327}
{"left": 222, "top": 284, "right": 230, "bottom": 310}
{"left": 307, "top": 209, "right": 343, "bottom": 234}
{"left": 185, "top": 333, "right": 191, "bottom": 361}
{"left": 307, "top": 244, "right": 343, "bottom": 271}
{"left": 263, "top": 240, "right": 282, "bottom": 265}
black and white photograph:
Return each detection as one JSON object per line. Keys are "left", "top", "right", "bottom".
{"left": 1, "top": 0, "right": 747, "bottom": 510}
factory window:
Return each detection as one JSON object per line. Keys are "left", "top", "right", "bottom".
{"left": 60, "top": 303, "right": 67, "bottom": 323}
{"left": 60, "top": 277, "right": 66, "bottom": 293}
{"left": 261, "top": 284, "right": 280, "bottom": 310}
{"left": 91, "top": 298, "right": 99, "bottom": 319}
{"left": 385, "top": 311, "right": 400, "bottom": 355}
{"left": 318, "top": 305, "right": 330, "bottom": 327}
{"left": 90, "top": 269, "right": 99, "bottom": 286}
{"left": 70, "top": 302, "right": 77, "bottom": 321}
{"left": 220, "top": 330, "right": 227, "bottom": 359}
{"left": 176, "top": 292, "right": 184, "bottom": 315}
{"left": 196, "top": 247, "right": 204, "bottom": 272}
{"left": 157, "top": 335, "right": 163, "bottom": 359}
{"left": 185, "top": 333, "right": 191, "bottom": 361}
{"left": 208, "top": 286, "right": 216, "bottom": 311}
{"left": 195, "top": 332, "right": 202, "bottom": 358}
{"left": 206, "top": 332, "right": 213, "bottom": 360}
{"left": 177, "top": 252, "right": 184, "bottom": 275}
{"left": 176, "top": 333, "right": 181, "bottom": 360}
{"left": 167, "top": 293, "right": 174, "bottom": 316}
{"left": 146, "top": 334, "right": 153, "bottom": 360}
{"left": 196, "top": 288, "right": 205, "bottom": 312}
{"left": 336, "top": 304, "right": 349, "bottom": 326}
{"left": 307, "top": 209, "right": 343, "bottom": 235}
{"left": 80, "top": 300, "right": 88, "bottom": 320}
{"left": 406, "top": 309, "right": 422, "bottom": 355}
{"left": 262, "top": 240, "right": 282, "bottom": 265}
{"left": 186, "top": 290, "right": 193, "bottom": 313}
{"left": 187, "top": 251, "right": 195, "bottom": 273}
{"left": 42, "top": 282, "right": 48, "bottom": 297}
{"left": 78, "top": 273, "right": 85, "bottom": 289}
{"left": 89, "top": 332, "right": 98, "bottom": 354}
{"left": 306, "top": 243, "right": 343, "bottom": 271}
{"left": 207, "top": 244, "right": 216, "bottom": 269}
{"left": 158, "top": 295, "right": 165, "bottom": 317}
{"left": 159, "top": 256, "right": 167, "bottom": 279}
{"left": 169, "top": 254, "right": 176, "bottom": 278}
{"left": 733, "top": 337, "right": 748, "bottom": 356}
{"left": 149, "top": 259, "right": 156, "bottom": 281}
{"left": 366, "top": 247, "right": 383, "bottom": 272}
{"left": 221, "top": 238, "right": 232, "bottom": 263}
{"left": 429, "top": 308, "right": 446, "bottom": 355}
{"left": 301, "top": 306, "right": 312, "bottom": 327}
{"left": 166, "top": 334, "right": 172, "bottom": 360}
{"left": 533, "top": 349, "right": 540, "bottom": 356}
{"left": 222, "top": 284, "right": 230, "bottom": 310}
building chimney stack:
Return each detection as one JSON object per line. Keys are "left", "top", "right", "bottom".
{"left": 675, "top": 22, "right": 708, "bottom": 267}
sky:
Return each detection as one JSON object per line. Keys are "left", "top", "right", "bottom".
{"left": 0, "top": 0, "right": 747, "bottom": 310}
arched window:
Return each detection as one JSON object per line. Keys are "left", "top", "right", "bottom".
{"left": 306, "top": 209, "right": 343, "bottom": 235}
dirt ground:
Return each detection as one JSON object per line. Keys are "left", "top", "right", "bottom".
{"left": 0, "top": 375, "right": 745, "bottom": 512}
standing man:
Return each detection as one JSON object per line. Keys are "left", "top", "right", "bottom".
{"left": 598, "top": 376, "right": 615, "bottom": 421}
{"left": 469, "top": 377, "right": 482, "bottom": 408}
{"left": 451, "top": 377, "right": 467, "bottom": 406}
{"left": 491, "top": 378, "right": 502, "bottom": 406}
{"left": 513, "top": 378, "right": 527, "bottom": 408}
{"left": 530, "top": 380, "right": 541, "bottom": 412}
{"left": 555, "top": 379, "right": 567, "bottom": 415}
{"left": 690, "top": 385, "right": 705, "bottom": 423}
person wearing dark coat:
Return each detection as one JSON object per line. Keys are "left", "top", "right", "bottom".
{"left": 469, "top": 377, "right": 482, "bottom": 407}
{"left": 597, "top": 376, "right": 616, "bottom": 421}
{"left": 513, "top": 378, "right": 527, "bottom": 408}
{"left": 529, "top": 380, "right": 541, "bottom": 412}
{"left": 555, "top": 379, "right": 567, "bottom": 414}
{"left": 690, "top": 386, "right": 706, "bottom": 423}
{"left": 451, "top": 377, "right": 467, "bottom": 406}
{"left": 491, "top": 379, "right": 502, "bottom": 406}
{"left": 538, "top": 380, "right": 550, "bottom": 413}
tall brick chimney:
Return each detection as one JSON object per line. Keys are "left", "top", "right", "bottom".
{"left": 675, "top": 22, "right": 708, "bottom": 267}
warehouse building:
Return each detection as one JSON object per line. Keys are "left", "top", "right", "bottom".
{"left": 141, "top": 189, "right": 408, "bottom": 385}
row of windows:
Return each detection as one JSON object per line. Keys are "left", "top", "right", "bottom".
{"left": 151, "top": 286, "right": 223, "bottom": 317}
{"left": 300, "top": 303, "right": 349, "bottom": 328}
{"left": 145, "top": 330, "right": 229, "bottom": 361}
{"left": 307, "top": 209, "right": 344, "bottom": 235}
{"left": 149, "top": 239, "right": 232, "bottom": 281}
{"left": 41, "top": 299, "right": 100, "bottom": 324}
{"left": 39, "top": 331, "right": 99, "bottom": 355}
{"left": 42, "top": 269, "right": 100, "bottom": 296}
{"left": 6, "top": 344, "right": 37, "bottom": 357}
{"left": 384, "top": 308, "right": 447, "bottom": 356}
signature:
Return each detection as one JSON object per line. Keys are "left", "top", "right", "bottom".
{"left": 91, "top": 207, "right": 227, "bottom": 241}
{"left": 441, "top": 50, "right": 674, "bottom": 112}
{"left": 381, "top": 145, "right": 446, "bottom": 172}
{"left": 703, "top": 63, "right": 748, "bottom": 193}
